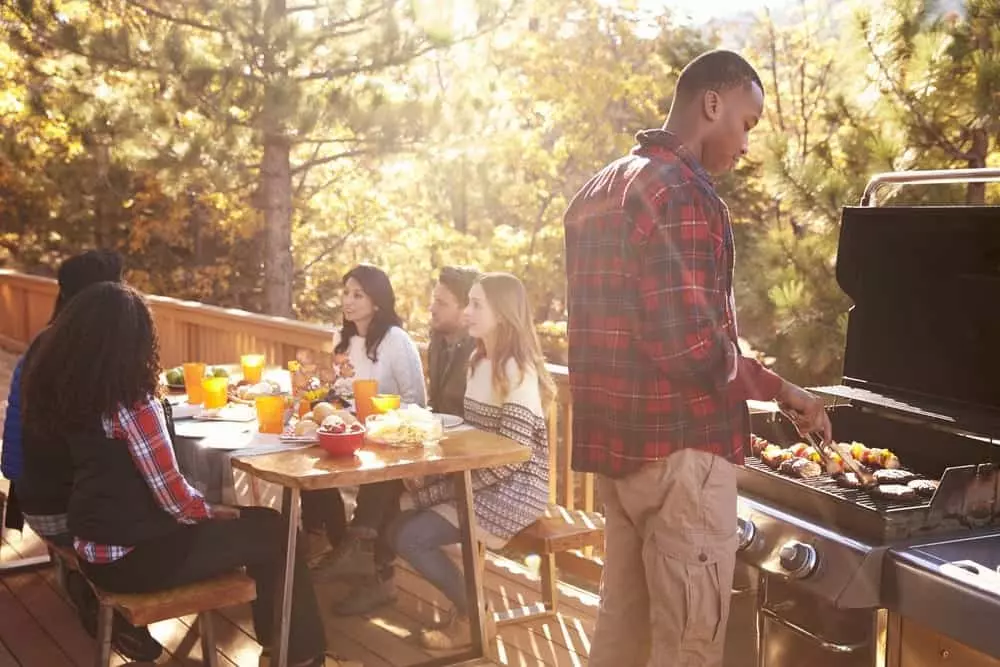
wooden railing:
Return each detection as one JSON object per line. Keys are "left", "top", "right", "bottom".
{"left": 0, "top": 269, "right": 595, "bottom": 520}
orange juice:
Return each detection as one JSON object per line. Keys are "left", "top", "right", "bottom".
{"left": 201, "top": 377, "right": 229, "bottom": 409}
{"left": 241, "top": 354, "right": 265, "bottom": 383}
{"left": 256, "top": 395, "right": 285, "bottom": 434}
{"left": 353, "top": 379, "right": 378, "bottom": 422}
{"left": 183, "top": 362, "right": 206, "bottom": 404}
{"left": 371, "top": 394, "right": 401, "bottom": 414}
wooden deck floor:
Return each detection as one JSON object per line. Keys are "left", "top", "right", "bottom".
{"left": 0, "top": 519, "right": 598, "bottom": 666}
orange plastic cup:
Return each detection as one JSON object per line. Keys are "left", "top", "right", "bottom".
{"left": 183, "top": 362, "right": 207, "bottom": 405}
{"left": 353, "top": 379, "right": 379, "bottom": 423}
{"left": 241, "top": 354, "right": 265, "bottom": 383}
{"left": 201, "top": 377, "right": 229, "bottom": 410}
{"left": 371, "top": 394, "right": 401, "bottom": 414}
{"left": 256, "top": 395, "right": 285, "bottom": 434}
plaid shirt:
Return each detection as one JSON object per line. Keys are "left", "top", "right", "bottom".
{"left": 564, "top": 129, "right": 782, "bottom": 478}
{"left": 75, "top": 397, "right": 212, "bottom": 564}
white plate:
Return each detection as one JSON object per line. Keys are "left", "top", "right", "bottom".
{"left": 279, "top": 434, "right": 319, "bottom": 444}
{"left": 193, "top": 405, "right": 256, "bottom": 422}
{"left": 435, "top": 413, "right": 464, "bottom": 429}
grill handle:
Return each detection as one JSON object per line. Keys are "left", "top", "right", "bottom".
{"left": 759, "top": 605, "right": 869, "bottom": 654}
{"left": 861, "top": 167, "right": 1000, "bottom": 206}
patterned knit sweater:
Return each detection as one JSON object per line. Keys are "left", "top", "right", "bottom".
{"left": 411, "top": 357, "right": 550, "bottom": 548}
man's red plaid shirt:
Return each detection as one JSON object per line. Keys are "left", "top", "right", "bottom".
{"left": 564, "top": 130, "right": 783, "bottom": 478}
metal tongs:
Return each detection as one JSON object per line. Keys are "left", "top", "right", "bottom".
{"left": 779, "top": 408, "right": 878, "bottom": 489}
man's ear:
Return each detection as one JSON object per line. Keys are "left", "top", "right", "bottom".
{"left": 702, "top": 90, "right": 722, "bottom": 121}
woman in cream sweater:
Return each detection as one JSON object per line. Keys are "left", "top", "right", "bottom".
{"left": 389, "top": 272, "right": 554, "bottom": 650}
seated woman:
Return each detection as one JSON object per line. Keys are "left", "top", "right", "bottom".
{"left": 18, "top": 282, "right": 329, "bottom": 667}
{"left": 303, "top": 264, "right": 426, "bottom": 615}
{"left": 388, "top": 272, "right": 554, "bottom": 650}
{"left": 3, "top": 249, "right": 162, "bottom": 662}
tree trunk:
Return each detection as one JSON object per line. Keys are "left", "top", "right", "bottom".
{"left": 260, "top": 131, "right": 295, "bottom": 317}
{"left": 966, "top": 126, "right": 988, "bottom": 205}
{"left": 259, "top": 0, "right": 295, "bottom": 318}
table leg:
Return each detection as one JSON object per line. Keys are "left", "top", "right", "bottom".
{"left": 452, "top": 469, "right": 486, "bottom": 657}
{"left": 272, "top": 486, "right": 301, "bottom": 667}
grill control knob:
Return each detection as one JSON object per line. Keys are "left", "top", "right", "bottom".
{"left": 779, "top": 541, "right": 818, "bottom": 579}
{"left": 736, "top": 518, "right": 757, "bottom": 551}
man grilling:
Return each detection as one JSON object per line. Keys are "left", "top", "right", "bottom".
{"left": 563, "top": 49, "right": 833, "bottom": 666}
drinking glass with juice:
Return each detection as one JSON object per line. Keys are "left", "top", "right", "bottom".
{"left": 353, "top": 379, "right": 378, "bottom": 423}
{"left": 183, "top": 362, "right": 206, "bottom": 405}
{"left": 201, "top": 377, "right": 229, "bottom": 410}
{"left": 256, "top": 395, "right": 286, "bottom": 434}
{"left": 241, "top": 354, "right": 265, "bottom": 383}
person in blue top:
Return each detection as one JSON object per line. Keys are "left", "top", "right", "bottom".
{"left": 1, "top": 249, "right": 162, "bottom": 662}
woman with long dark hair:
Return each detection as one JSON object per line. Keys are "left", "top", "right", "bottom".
{"left": 302, "top": 264, "right": 426, "bottom": 616}
{"left": 19, "top": 282, "right": 328, "bottom": 667}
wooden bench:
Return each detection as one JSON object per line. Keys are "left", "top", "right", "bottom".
{"left": 492, "top": 503, "right": 604, "bottom": 626}
{"left": 49, "top": 544, "right": 256, "bottom": 667}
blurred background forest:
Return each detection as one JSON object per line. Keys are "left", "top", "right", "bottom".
{"left": 1, "top": 0, "right": 998, "bottom": 386}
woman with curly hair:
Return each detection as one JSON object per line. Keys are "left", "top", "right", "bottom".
{"left": 18, "top": 282, "right": 329, "bottom": 667}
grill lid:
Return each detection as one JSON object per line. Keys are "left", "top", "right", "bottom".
{"left": 827, "top": 204, "right": 1000, "bottom": 439}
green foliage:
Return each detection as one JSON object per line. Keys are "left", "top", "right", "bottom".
{"left": 1, "top": 0, "right": 998, "bottom": 383}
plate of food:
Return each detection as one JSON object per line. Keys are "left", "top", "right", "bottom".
{"left": 365, "top": 405, "right": 443, "bottom": 447}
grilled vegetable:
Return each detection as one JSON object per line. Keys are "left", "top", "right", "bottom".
{"left": 750, "top": 434, "right": 770, "bottom": 457}
{"left": 789, "top": 442, "right": 810, "bottom": 458}
{"left": 761, "top": 444, "right": 794, "bottom": 469}
{"left": 845, "top": 441, "right": 901, "bottom": 470}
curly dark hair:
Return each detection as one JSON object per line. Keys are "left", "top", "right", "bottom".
{"left": 23, "top": 282, "right": 161, "bottom": 434}
{"left": 334, "top": 264, "right": 403, "bottom": 363}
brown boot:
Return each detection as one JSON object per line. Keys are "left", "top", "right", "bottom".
{"left": 418, "top": 604, "right": 496, "bottom": 651}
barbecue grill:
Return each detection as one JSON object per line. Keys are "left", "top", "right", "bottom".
{"left": 730, "top": 169, "right": 1000, "bottom": 667}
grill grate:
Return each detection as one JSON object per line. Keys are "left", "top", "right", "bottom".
{"left": 744, "top": 457, "right": 932, "bottom": 514}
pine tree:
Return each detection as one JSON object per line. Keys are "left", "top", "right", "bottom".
{"left": 6, "top": 0, "right": 513, "bottom": 316}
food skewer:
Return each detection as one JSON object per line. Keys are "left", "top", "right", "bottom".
{"left": 778, "top": 408, "right": 878, "bottom": 490}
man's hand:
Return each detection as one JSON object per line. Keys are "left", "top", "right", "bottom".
{"left": 210, "top": 503, "right": 241, "bottom": 520}
{"left": 776, "top": 381, "right": 833, "bottom": 444}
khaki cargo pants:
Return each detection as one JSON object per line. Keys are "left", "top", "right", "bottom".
{"left": 590, "top": 449, "right": 738, "bottom": 667}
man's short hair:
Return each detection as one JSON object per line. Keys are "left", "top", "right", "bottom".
{"left": 438, "top": 265, "right": 480, "bottom": 307}
{"left": 675, "top": 50, "right": 763, "bottom": 101}
{"left": 52, "top": 249, "right": 125, "bottom": 318}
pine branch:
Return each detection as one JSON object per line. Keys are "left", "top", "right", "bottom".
{"left": 289, "top": 148, "right": 373, "bottom": 175}
{"left": 295, "top": 9, "right": 514, "bottom": 81}
{"left": 862, "top": 30, "right": 971, "bottom": 161}
{"left": 296, "top": 225, "right": 358, "bottom": 276}
{"left": 122, "top": 0, "right": 226, "bottom": 34}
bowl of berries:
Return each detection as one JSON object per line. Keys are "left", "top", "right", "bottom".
{"left": 317, "top": 415, "right": 365, "bottom": 457}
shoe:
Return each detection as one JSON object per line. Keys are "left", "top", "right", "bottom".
{"left": 303, "top": 529, "right": 334, "bottom": 569}
{"left": 65, "top": 570, "right": 164, "bottom": 661}
{"left": 311, "top": 536, "right": 375, "bottom": 582}
{"left": 112, "top": 620, "right": 163, "bottom": 663}
{"left": 332, "top": 578, "right": 397, "bottom": 616}
{"left": 418, "top": 604, "right": 497, "bottom": 652}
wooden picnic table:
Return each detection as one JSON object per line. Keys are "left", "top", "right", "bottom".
{"left": 231, "top": 428, "right": 530, "bottom": 667}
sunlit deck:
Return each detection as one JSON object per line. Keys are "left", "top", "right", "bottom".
{"left": 0, "top": 346, "right": 598, "bottom": 667}
{"left": 0, "top": 515, "right": 597, "bottom": 666}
